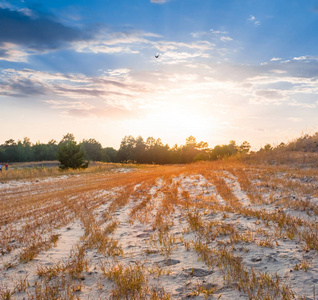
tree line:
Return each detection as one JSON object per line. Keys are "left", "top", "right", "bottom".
{"left": 0, "top": 133, "right": 251, "bottom": 166}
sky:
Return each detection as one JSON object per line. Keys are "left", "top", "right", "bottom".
{"left": 1, "top": 0, "right": 318, "bottom": 150}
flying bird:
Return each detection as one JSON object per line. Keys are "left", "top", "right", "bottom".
{"left": 155, "top": 54, "right": 159, "bottom": 58}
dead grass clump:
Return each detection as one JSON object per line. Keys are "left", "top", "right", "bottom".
{"left": 102, "top": 262, "right": 148, "bottom": 299}
{"left": 0, "top": 283, "right": 13, "bottom": 300}
{"left": 66, "top": 245, "right": 90, "bottom": 279}
{"left": 37, "top": 262, "right": 66, "bottom": 280}
{"left": 19, "top": 237, "right": 52, "bottom": 263}
{"left": 33, "top": 276, "right": 82, "bottom": 300}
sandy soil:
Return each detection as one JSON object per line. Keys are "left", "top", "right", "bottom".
{"left": 1, "top": 163, "right": 318, "bottom": 299}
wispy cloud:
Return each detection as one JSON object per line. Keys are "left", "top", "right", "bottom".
{"left": 154, "top": 40, "right": 213, "bottom": 51}
{"left": 0, "top": 42, "right": 29, "bottom": 62}
{"left": 44, "top": 99, "right": 140, "bottom": 119}
{"left": 44, "top": 100, "right": 94, "bottom": 110}
{"left": 210, "top": 29, "right": 228, "bottom": 35}
{"left": 74, "top": 30, "right": 161, "bottom": 54}
{"left": 192, "top": 29, "right": 233, "bottom": 44}
{"left": 248, "top": 15, "right": 260, "bottom": 25}
{"left": 220, "top": 36, "right": 233, "bottom": 42}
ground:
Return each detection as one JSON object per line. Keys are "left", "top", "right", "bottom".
{"left": 0, "top": 161, "right": 318, "bottom": 299}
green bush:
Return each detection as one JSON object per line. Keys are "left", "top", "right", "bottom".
{"left": 56, "top": 141, "right": 88, "bottom": 170}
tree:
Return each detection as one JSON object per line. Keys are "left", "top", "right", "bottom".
{"left": 117, "top": 135, "right": 136, "bottom": 162}
{"left": 146, "top": 137, "right": 156, "bottom": 149}
{"left": 133, "top": 136, "right": 146, "bottom": 163}
{"left": 3, "top": 139, "right": 19, "bottom": 162}
{"left": 81, "top": 138, "right": 103, "bottom": 161}
{"left": 56, "top": 136, "right": 88, "bottom": 169}
{"left": 239, "top": 141, "right": 251, "bottom": 154}
{"left": 263, "top": 144, "right": 272, "bottom": 151}
{"left": 47, "top": 140, "right": 58, "bottom": 160}
{"left": 59, "top": 133, "right": 75, "bottom": 144}
{"left": 180, "top": 136, "right": 209, "bottom": 163}
{"left": 33, "top": 143, "right": 49, "bottom": 161}
{"left": 103, "top": 147, "right": 118, "bottom": 162}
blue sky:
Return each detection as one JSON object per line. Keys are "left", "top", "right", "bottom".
{"left": 1, "top": 0, "right": 318, "bottom": 149}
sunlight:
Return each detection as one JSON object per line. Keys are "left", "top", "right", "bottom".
{"left": 141, "top": 107, "right": 219, "bottom": 144}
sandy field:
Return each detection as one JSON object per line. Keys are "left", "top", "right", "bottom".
{"left": 1, "top": 161, "right": 318, "bottom": 299}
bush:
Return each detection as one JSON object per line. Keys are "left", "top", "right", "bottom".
{"left": 56, "top": 141, "right": 88, "bottom": 170}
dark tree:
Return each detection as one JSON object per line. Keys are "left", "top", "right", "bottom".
{"left": 180, "top": 136, "right": 209, "bottom": 163}
{"left": 133, "top": 136, "right": 146, "bottom": 163}
{"left": 33, "top": 143, "right": 50, "bottom": 161}
{"left": 102, "top": 147, "right": 118, "bottom": 162}
{"left": 47, "top": 140, "right": 58, "bottom": 160}
{"left": 3, "top": 139, "right": 19, "bottom": 162}
{"left": 81, "top": 138, "right": 103, "bottom": 161}
{"left": 239, "top": 141, "right": 251, "bottom": 154}
{"left": 117, "top": 135, "right": 136, "bottom": 162}
{"left": 56, "top": 135, "right": 88, "bottom": 169}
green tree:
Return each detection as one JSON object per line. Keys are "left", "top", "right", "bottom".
{"left": 133, "top": 136, "right": 146, "bottom": 163}
{"left": 81, "top": 138, "right": 103, "bottom": 161}
{"left": 47, "top": 139, "right": 58, "bottom": 160}
{"left": 3, "top": 139, "right": 19, "bottom": 162}
{"left": 102, "top": 147, "right": 118, "bottom": 162}
{"left": 56, "top": 135, "right": 88, "bottom": 169}
{"left": 59, "top": 133, "right": 75, "bottom": 143}
{"left": 33, "top": 142, "right": 49, "bottom": 161}
{"left": 117, "top": 135, "right": 136, "bottom": 162}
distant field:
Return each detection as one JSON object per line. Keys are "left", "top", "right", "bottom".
{"left": 6, "top": 160, "right": 109, "bottom": 169}
{"left": 7, "top": 161, "right": 61, "bottom": 169}
{"left": 0, "top": 161, "right": 131, "bottom": 181}
{"left": 1, "top": 160, "right": 318, "bottom": 299}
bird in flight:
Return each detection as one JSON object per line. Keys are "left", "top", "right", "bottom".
{"left": 155, "top": 54, "right": 159, "bottom": 58}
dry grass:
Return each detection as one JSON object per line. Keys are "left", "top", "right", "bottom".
{"left": 1, "top": 159, "right": 318, "bottom": 298}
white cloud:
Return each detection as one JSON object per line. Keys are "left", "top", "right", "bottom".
{"left": 220, "top": 36, "right": 233, "bottom": 42}
{"left": 73, "top": 30, "right": 162, "bottom": 54}
{"left": 270, "top": 57, "right": 281, "bottom": 61}
{"left": 248, "top": 15, "right": 260, "bottom": 25}
{"left": 17, "top": 8, "right": 34, "bottom": 17}
{"left": 154, "top": 40, "right": 213, "bottom": 52}
{"left": 293, "top": 56, "right": 308, "bottom": 61}
{"left": 0, "top": 43, "right": 30, "bottom": 62}
{"left": 104, "top": 69, "right": 131, "bottom": 77}
{"left": 74, "top": 41, "right": 140, "bottom": 54}
{"left": 210, "top": 29, "right": 228, "bottom": 35}
{"left": 160, "top": 51, "right": 205, "bottom": 62}
{"left": 269, "top": 69, "right": 287, "bottom": 74}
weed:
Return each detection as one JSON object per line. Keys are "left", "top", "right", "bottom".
{"left": 13, "top": 274, "right": 29, "bottom": 293}
{"left": 102, "top": 261, "right": 148, "bottom": 298}
{"left": 0, "top": 283, "right": 13, "bottom": 300}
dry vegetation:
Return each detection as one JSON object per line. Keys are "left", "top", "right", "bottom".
{"left": 1, "top": 158, "right": 318, "bottom": 299}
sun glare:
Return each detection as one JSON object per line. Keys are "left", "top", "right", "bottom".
{"left": 135, "top": 108, "right": 219, "bottom": 145}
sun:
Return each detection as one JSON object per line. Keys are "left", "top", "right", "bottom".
{"left": 139, "top": 107, "right": 219, "bottom": 145}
